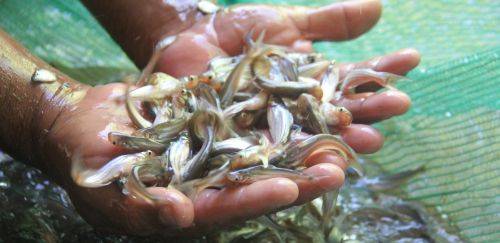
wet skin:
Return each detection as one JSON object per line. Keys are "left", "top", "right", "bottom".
{"left": 0, "top": 0, "right": 420, "bottom": 237}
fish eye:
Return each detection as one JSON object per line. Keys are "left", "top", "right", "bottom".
{"left": 189, "top": 76, "right": 195, "bottom": 81}
{"left": 339, "top": 107, "right": 347, "bottom": 112}
{"left": 147, "top": 151, "right": 152, "bottom": 155}
{"left": 207, "top": 75, "right": 213, "bottom": 80}
{"left": 112, "top": 141, "right": 116, "bottom": 145}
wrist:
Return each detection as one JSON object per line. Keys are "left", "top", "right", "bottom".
{"left": 0, "top": 28, "right": 88, "bottom": 173}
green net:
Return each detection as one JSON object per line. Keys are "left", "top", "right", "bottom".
{"left": 0, "top": 0, "right": 136, "bottom": 84}
{"left": 0, "top": 0, "right": 498, "bottom": 241}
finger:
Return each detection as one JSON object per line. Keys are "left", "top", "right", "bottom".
{"left": 156, "top": 32, "right": 227, "bottom": 77}
{"left": 123, "top": 187, "right": 194, "bottom": 229}
{"left": 194, "top": 178, "right": 298, "bottom": 226}
{"left": 290, "top": 39, "right": 314, "bottom": 53}
{"left": 340, "top": 48, "right": 421, "bottom": 92}
{"left": 340, "top": 124, "right": 383, "bottom": 154}
{"left": 289, "top": 0, "right": 382, "bottom": 41}
{"left": 148, "top": 188, "right": 195, "bottom": 228}
{"left": 334, "top": 90, "right": 411, "bottom": 123}
{"left": 293, "top": 163, "right": 345, "bottom": 205}
{"left": 305, "top": 152, "right": 348, "bottom": 171}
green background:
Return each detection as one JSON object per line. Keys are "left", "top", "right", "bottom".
{"left": 0, "top": 0, "right": 498, "bottom": 241}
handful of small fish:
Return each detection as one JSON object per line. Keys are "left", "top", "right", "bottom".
{"left": 70, "top": 31, "right": 404, "bottom": 225}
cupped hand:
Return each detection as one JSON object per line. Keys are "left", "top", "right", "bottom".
{"left": 43, "top": 0, "right": 420, "bottom": 236}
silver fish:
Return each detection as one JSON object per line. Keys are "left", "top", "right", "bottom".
{"left": 296, "top": 93, "right": 330, "bottom": 134}
{"left": 71, "top": 151, "right": 154, "bottom": 188}
{"left": 108, "top": 132, "right": 167, "bottom": 152}
{"left": 219, "top": 42, "right": 268, "bottom": 108}
{"left": 134, "top": 117, "right": 188, "bottom": 143}
{"left": 181, "top": 112, "right": 217, "bottom": 181}
{"left": 227, "top": 165, "right": 314, "bottom": 184}
{"left": 130, "top": 73, "right": 182, "bottom": 101}
{"left": 319, "top": 102, "right": 352, "bottom": 128}
{"left": 223, "top": 91, "right": 269, "bottom": 118}
{"left": 320, "top": 61, "right": 339, "bottom": 103}
{"left": 252, "top": 54, "right": 323, "bottom": 100}
{"left": 298, "top": 60, "right": 331, "bottom": 78}
{"left": 167, "top": 132, "right": 191, "bottom": 184}
{"left": 267, "top": 97, "right": 294, "bottom": 145}
{"left": 338, "top": 69, "right": 403, "bottom": 98}
{"left": 212, "top": 136, "right": 258, "bottom": 156}
{"left": 123, "top": 164, "right": 171, "bottom": 205}
{"left": 276, "top": 134, "right": 357, "bottom": 168}
{"left": 125, "top": 85, "right": 152, "bottom": 129}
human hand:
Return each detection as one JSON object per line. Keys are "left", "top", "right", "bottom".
{"left": 42, "top": 0, "right": 419, "bottom": 236}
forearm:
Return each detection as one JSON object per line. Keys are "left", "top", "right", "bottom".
{"left": 81, "top": 0, "right": 203, "bottom": 68}
{"left": 0, "top": 28, "right": 87, "bottom": 167}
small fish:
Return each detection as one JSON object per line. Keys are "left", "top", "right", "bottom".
{"left": 123, "top": 164, "right": 171, "bottom": 205}
{"left": 212, "top": 136, "right": 258, "bottom": 156}
{"left": 296, "top": 93, "right": 330, "bottom": 134}
{"left": 108, "top": 132, "right": 167, "bottom": 152}
{"left": 338, "top": 69, "right": 404, "bottom": 98}
{"left": 167, "top": 132, "right": 191, "bottom": 184}
{"left": 319, "top": 102, "right": 352, "bottom": 127}
{"left": 31, "top": 68, "right": 57, "bottom": 83}
{"left": 345, "top": 166, "right": 364, "bottom": 181}
{"left": 255, "top": 214, "right": 291, "bottom": 242}
{"left": 287, "top": 52, "right": 325, "bottom": 66}
{"left": 152, "top": 101, "right": 173, "bottom": 125}
{"left": 320, "top": 61, "right": 339, "bottom": 103}
{"left": 71, "top": 150, "right": 154, "bottom": 188}
{"left": 207, "top": 56, "right": 242, "bottom": 89}
{"left": 134, "top": 117, "right": 188, "bottom": 143}
{"left": 176, "top": 164, "right": 230, "bottom": 199}
{"left": 275, "top": 55, "right": 299, "bottom": 82}
{"left": 130, "top": 73, "right": 182, "bottom": 101}
{"left": 233, "top": 92, "right": 254, "bottom": 101}
{"left": 252, "top": 54, "right": 323, "bottom": 100}
{"left": 357, "top": 166, "right": 425, "bottom": 191}
{"left": 229, "top": 144, "right": 271, "bottom": 169}
{"left": 220, "top": 34, "right": 268, "bottom": 108}
{"left": 125, "top": 85, "right": 153, "bottom": 129}
{"left": 233, "top": 110, "right": 264, "bottom": 129}
{"left": 267, "top": 97, "right": 294, "bottom": 145}
{"left": 227, "top": 165, "right": 314, "bottom": 184}
{"left": 223, "top": 91, "right": 269, "bottom": 118}
{"left": 276, "top": 134, "right": 357, "bottom": 168}
{"left": 321, "top": 190, "right": 339, "bottom": 237}
{"left": 193, "top": 83, "right": 222, "bottom": 111}
{"left": 181, "top": 112, "right": 217, "bottom": 181}
{"left": 298, "top": 60, "right": 331, "bottom": 78}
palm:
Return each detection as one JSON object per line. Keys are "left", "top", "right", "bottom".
{"left": 46, "top": 0, "right": 420, "bottom": 236}
{"left": 48, "top": 83, "right": 344, "bottom": 234}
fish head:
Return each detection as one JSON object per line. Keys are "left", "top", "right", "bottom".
{"left": 227, "top": 171, "right": 251, "bottom": 184}
{"left": 184, "top": 75, "right": 200, "bottom": 89}
{"left": 337, "top": 106, "right": 353, "bottom": 127}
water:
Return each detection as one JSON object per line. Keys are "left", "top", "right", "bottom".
{"left": 0, "top": 154, "right": 461, "bottom": 242}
